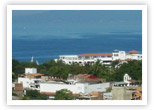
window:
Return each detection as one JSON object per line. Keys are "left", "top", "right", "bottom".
{"left": 114, "top": 54, "right": 119, "bottom": 56}
{"left": 85, "top": 56, "right": 90, "bottom": 59}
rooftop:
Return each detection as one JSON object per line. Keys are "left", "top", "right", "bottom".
{"left": 129, "top": 50, "right": 139, "bottom": 54}
{"left": 27, "top": 73, "right": 44, "bottom": 77}
{"left": 79, "top": 53, "right": 112, "bottom": 57}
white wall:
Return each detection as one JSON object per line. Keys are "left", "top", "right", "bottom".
{"left": 18, "top": 77, "right": 41, "bottom": 88}
{"left": 40, "top": 82, "right": 110, "bottom": 94}
{"left": 40, "top": 83, "right": 85, "bottom": 94}
{"left": 119, "top": 51, "right": 126, "bottom": 60}
{"left": 126, "top": 54, "right": 142, "bottom": 60}
{"left": 112, "top": 51, "right": 126, "bottom": 60}
{"left": 58, "top": 51, "right": 142, "bottom": 66}
{"left": 25, "top": 68, "right": 37, "bottom": 74}
{"left": 123, "top": 74, "right": 131, "bottom": 83}
{"left": 85, "top": 83, "right": 110, "bottom": 93}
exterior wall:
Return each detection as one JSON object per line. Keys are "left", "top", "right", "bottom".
{"left": 40, "top": 82, "right": 110, "bottom": 94}
{"left": 58, "top": 51, "right": 142, "bottom": 65}
{"left": 112, "top": 87, "right": 132, "bottom": 100}
{"left": 41, "top": 76, "right": 49, "bottom": 81}
{"left": 123, "top": 74, "right": 131, "bottom": 83}
{"left": 84, "top": 83, "right": 110, "bottom": 94}
{"left": 25, "top": 68, "right": 37, "bottom": 74}
{"left": 126, "top": 54, "right": 142, "bottom": 60}
{"left": 18, "top": 77, "right": 41, "bottom": 89}
{"left": 119, "top": 51, "right": 126, "bottom": 60}
{"left": 59, "top": 55, "right": 79, "bottom": 60}
{"left": 112, "top": 51, "right": 126, "bottom": 60}
{"left": 14, "top": 83, "right": 23, "bottom": 91}
{"left": 59, "top": 57, "right": 112, "bottom": 65}
{"left": 40, "top": 83, "right": 85, "bottom": 94}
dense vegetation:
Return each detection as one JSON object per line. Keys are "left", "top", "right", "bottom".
{"left": 22, "top": 90, "right": 48, "bottom": 100}
{"left": 12, "top": 59, "right": 142, "bottom": 82}
{"left": 54, "top": 89, "right": 75, "bottom": 100}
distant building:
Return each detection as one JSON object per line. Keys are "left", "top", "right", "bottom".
{"left": 112, "top": 86, "right": 132, "bottom": 100}
{"left": 25, "top": 68, "right": 37, "bottom": 75}
{"left": 124, "top": 74, "right": 132, "bottom": 84}
{"left": 40, "top": 81, "right": 110, "bottom": 96}
{"left": 12, "top": 83, "right": 24, "bottom": 100}
{"left": 67, "top": 74, "right": 106, "bottom": 84}
{"left": 55, "top": 50, "right": 142, "bottom": 65}
{"left": 13, "top": 83, "right": 23, "bottom": 91}
{"left": 17, "top": 67, "right": 110, "bottom": 99}
{"left": 18, "top": 68, "right": 44, "bottom": 89}
{"left": 111, "top": 74, "right": 142, "bottom": 100}
{"left": 113, "top": 74, "right": 140, "bottom": 87}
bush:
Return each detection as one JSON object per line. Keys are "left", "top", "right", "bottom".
{"left": 23, "top": 90, "right": 48, "bottom": 100}
{"left": 54, "top": 89, "right": 75, "bottom": 100}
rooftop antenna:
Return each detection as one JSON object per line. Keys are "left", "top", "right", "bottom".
{"left": 31, "top": 56, "right": 34, "bottom": 63}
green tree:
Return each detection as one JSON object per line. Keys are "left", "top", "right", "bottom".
{"left": 12, "top": 59, "right": 20, "bottom": 72}
{"left": 23, "top": 90, "right": 48, "bottom": 100}
{"left": 54, "top": 89, "right": 75, "bottom": 100}
{"left": 111, "top": 60, "right": 120, "bottom": 68}
{"left": 112, "top": 60, "right": 142, "bottom": 81}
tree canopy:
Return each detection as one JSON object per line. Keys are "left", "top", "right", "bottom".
{"left": 12, "top": 59, "right": 142, "bottom": 82}
{"left": 54, "top": 89, "right": 75, "bottom": 100}
{"left": 23, "top": 90, "right": 48, "bottom": 100}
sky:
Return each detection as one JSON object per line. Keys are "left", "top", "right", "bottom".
{"left": 12, "top": 10, "right": 142, "bottom": 39}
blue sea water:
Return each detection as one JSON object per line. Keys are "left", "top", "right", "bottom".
{"left": 12, "top": 34, "right": 142, "bottom": 64}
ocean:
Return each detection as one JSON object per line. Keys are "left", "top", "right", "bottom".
{"left": 12, "top": 34, "right": 142, "bottom": 64}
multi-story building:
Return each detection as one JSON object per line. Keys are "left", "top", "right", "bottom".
{"left": 40, "top": 81, "right": 110, "bottom": 95}
{"left": 18, "top": 68, "right": 44, "bottom": 90}
{"left": 55, "top": 50, "right": 142, "bottom": 65}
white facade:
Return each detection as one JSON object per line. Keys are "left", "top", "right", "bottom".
{"left": 112, "top": 51, "right": 142, "bottom": 61}
{"left": 57, "top": 55, "right": 112, "bottom": 65}
{"left": 112, "top": 51, "right": 126, "bottom": 60}
{"left": 126, "top": 54, "right": 142, "bottom": 60}
{"left": 18, "top": 77, "right": 41, "bottom": 90}
{"left": 40, "top": 82, "right": 110, "bottom": 94}
{"left": 40, "top": 82, "right": 85, "bottom": 94}
{"left": 56, "top": 50, "right": 142, "bottom": 65}
{"left": 25, "top": 68, "right": 37, "bottom": 74}
{"left": 84, "top": 83, "right": 110, "bottom": 94}
{"left": 123, "top": 74, "right": 132, "bottom": 83}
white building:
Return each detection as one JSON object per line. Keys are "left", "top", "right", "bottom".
{"left": 18, "top": 77, "right": 42, "bottom": 90}
{"left": 25, "top": 68, "right": 37, "bottom": 75}
{"left": 18, "top": 68, "right": 44, "bottom": 90}
{"left": 113, "top": 73, "right": 139, "bottom": 87}
{"left": 55, "top": 50, "right": 142, "bottom": 65}
{"left": 124, "top": 74, "right": 132, "bottom": 83}
{"left": 40, "top": 82, "right": 110, "bottom": 95}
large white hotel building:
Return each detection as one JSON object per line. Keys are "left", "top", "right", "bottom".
{"left": 55, "top": 50, "right": 142, "bottom": 65}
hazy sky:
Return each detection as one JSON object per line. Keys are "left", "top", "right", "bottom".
{"left": 12, "top": 10, "right": 142, "bottom": 39}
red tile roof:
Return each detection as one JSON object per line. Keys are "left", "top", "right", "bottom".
{"left": 76, "top": 74, "right": 98, "bottom": 79}
{"left": 129, "top": 50, "right": 139, "bottom": 54}
{"left": 84, "top": 75, "right": 98, "bottom": 79}
{"left": 79, "top": 53, "right": 112, "bottom": 57}
{"left": 27, "top": 73, "right": 44, "bottom": 77}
